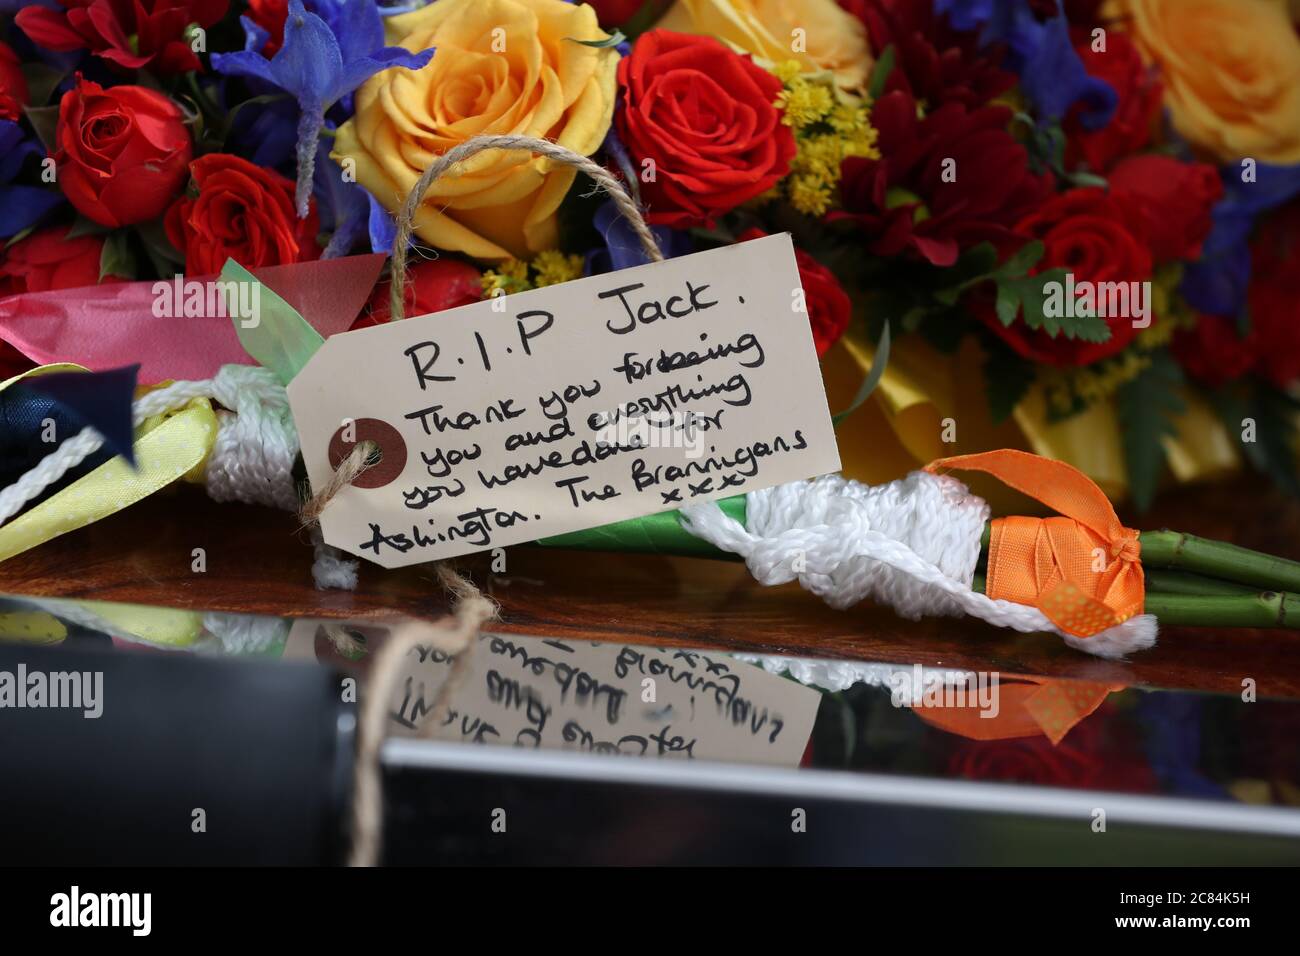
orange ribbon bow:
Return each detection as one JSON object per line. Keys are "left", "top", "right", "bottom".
{"left": 911, "top": 674, "right": 1125, "bottom": 745}
{"left": 926, "top": 449, "right": 1145, "bottom": 639}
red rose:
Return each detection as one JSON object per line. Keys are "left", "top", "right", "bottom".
{"left": 0, "top": 41, "right": 27, "bottom": 122}
{"left": 165, "top": 154, "right": 320, "bottom": 275}
{"left": 1064, "top": 30, "right": 1162, "bottom": 174}
{"left": 739, "top": 228, "right": 850, "bottom": 356}
{"left": 1172, "top": 315, "right": 1256, "bottom": 388}
{"left": 1248, "top": 202, "right": 1300, "bottom": 388}
{"left": 0, "top": 225, "right": 126, "bottom": 297}
{"left": 54, "top": 77, "right": 192, "bottom": 228}
{"left": 615, "top": 30, "right": 796, "bottom": 228}
{"left": 833, "top": 90, "right": 1054, "bottom": 266}
{"left": 1107, "top": 155, "right": 1223, "bottom": 263}
{"left": 355, "top": 259, "right": 483, "bottom": 329}
{"left": 17, "top": 0, "right": 229, "bottom": 75}
{"left": 983, "top": 188, "right": 1153, "bottom": 366}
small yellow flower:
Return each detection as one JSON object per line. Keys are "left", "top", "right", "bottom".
{"left": 531, "top": 249, "right": 585, "bottom": 287}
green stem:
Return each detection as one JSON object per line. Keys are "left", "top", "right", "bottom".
{"left": 979, "top": 523, "right": 1300, "bottom": 595}
{"left": 1141, "top": 568, "right": 1254, "bottom": 596}
{"left": 1138, "top": 529, "right": 1300, "bottom": 594}
{"left": 973, "top": 572, "right": 1300, "bottom": 628}
{"left": 1142, "top": 591, "right": 1300, "bottom": 628}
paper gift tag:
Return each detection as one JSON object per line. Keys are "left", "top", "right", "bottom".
{"left": 288, "top": 234, "right": 841, "bottom": 568}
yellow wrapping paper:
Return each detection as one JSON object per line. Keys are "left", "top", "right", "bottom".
{"left": 824, "top": 326, "right": 1242, "bottom": 514}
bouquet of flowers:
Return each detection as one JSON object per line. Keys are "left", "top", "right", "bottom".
{"left": 2, "top": 0, "right": 1300, "bottom": 657}
{"left": 2, "top": 0, "right": 1298, "bottom": 507}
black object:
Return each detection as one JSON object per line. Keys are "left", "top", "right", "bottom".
{"left": 0, "top": 641, "right": 353, "bottom": 865}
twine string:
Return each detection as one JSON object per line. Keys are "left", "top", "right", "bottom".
{"left": 296, "top": 134, "right": 657, "bottom": 866}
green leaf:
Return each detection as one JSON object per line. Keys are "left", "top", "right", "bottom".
{"left": 982, "top": 342, "right": 1037, "bottom": 425}
{"left": 617, "top": 0, "right": 665, "bottom": 41}
{"left": 1012, "top": 268, "right": 1111, "bottom": 342}
{"left": 994, "top": 279, "right": 1021, "bottom": 327}
{"left": 991, "top": 239, "right": 1044, "bottom": 280}
{"left": 19, "top": 63, "right": 67, "bottom": 108}
{"left": 1241, "top": 388, "right": 1300, "bottom": 499}
{"left": 99, "top": 231, "right": 138, "bottom": 281}
{"left": 867, "top": 45, "right": 896, "bottom": 100}
{"left": 566, "top": 31, "right": 626, "bottom": 48}
{"left": 833, "top": 323, "right": 891, "bottom": 427}
{"left": 67, "top": 216, "right": 112, "bottom": 240}
{"left": 221, "top": 259, "right": 325, "bottom": 385}
{"left": 22, "top": 104, "right": 60, "bottom": 154}
{"left": 1116, "top": 351, "right": 1186, "bottom": 512}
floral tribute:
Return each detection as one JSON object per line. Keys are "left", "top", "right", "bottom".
{"left": 1, "top": 0, "right": 1298, "bottom": 506}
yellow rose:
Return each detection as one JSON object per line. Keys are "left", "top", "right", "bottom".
{"left": 1110, "top": 0, "right": 1300, "bottom": 163}
{"left": 658, "top": 0, "right": 872, "bottom": 92}
{"left": 332, "top": 0, "right": 618, "bottom": 260}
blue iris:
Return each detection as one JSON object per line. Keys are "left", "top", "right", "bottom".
{"left": 0, "top": 120, "right": 64, "bottom": 240}
{"left": 212, "top": 0, "right": 433, "bottom": 220}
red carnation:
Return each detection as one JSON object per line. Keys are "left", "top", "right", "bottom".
{"left": 983, "top": 188, "right": 1154, "bottom": 367}
{"left": 832, "top": 90, "right": 1054, "bottom": 267}
{"left": 0, "top": 41, "right": 28, "bottom": 122}
{"left": 1107, "top": 155, "right": 1222, "bottom": 264}
{"left": 840, "top": 0, "right": 1017, "bottom": 109}
{"left": 165, "top": 154, "right": 320, "bottom": 275}
{"left": 739, "top": 229, "right": 851, "bottom": 356}
{"left": 55, "top": 77, "right": 193, "bottom": 228}
{"left": 1064, "top": 30, "right": 1163, "bottom": 174}
{"left": 355, "top": 259, "right": 484, "bottom": 329}
{"left": 17, "top": 0, "right": 229, "bottom": 75}
{"left": 615, "top": 30, "right": 796, "bottom": 228}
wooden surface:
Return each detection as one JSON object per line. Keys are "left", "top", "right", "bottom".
{"left": 3, "top": 475, "right": 1299, "bottom": 697}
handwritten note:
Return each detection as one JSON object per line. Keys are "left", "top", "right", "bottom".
{"left": 389, "top": 634, "right": 821, "bottom": 767}
{"left": 288, "top": 234, "right": 840, "bottom": 567}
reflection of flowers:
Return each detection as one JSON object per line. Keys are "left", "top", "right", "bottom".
{"left": 948, "top": 705, "right": 1157, "bottom": 791}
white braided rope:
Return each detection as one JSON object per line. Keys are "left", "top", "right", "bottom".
{"left": 0, "top": 365, "right": 299, "bottom": 526}
{"left": 681, "top": 471, "right": 1157, "bottom": 659}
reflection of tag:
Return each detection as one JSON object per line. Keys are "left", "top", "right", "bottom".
{"left": 288, "top": 235, "right": 840, "bottom": 567}
{"left": 391, "top": 636, "right": 822, "bottom": 768}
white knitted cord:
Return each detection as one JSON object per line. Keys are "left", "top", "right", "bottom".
{"left": 0, "top": 364, "right": 299, "bottom": 524}
{"left": 681, "top": 471, "right": 1157, "bottom": 659}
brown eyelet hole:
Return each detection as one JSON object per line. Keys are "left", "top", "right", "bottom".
{"left": 327, "top": 418, "right": 407, "bottom": 489}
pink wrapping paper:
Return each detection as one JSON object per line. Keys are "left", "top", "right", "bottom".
{"left": 0, "top": 254, "right": 386, "bottom": 383}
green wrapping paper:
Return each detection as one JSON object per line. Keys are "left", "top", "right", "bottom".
{"left": 535, "top": 495, "right": 746, "bottom": 559}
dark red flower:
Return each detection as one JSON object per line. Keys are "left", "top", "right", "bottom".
{"left": 165, "top": 153, "right": 320, "bottom": 275}
{"left": 983, "top": 188, "right": 1154, "bottom": 366}
{"left": 1248, "top": 201, "right": 1300, "bottom": 388}
{"left": 840, "top": 0, "right": 1017, "bottom": 109}
{"left": 55, "top": 76, "right": 193, "bottom": 227}
{"left": 0, "top": 41, "right": 28, "bottom": 122}
{"left": 17, "top": 0, "right": 230, "bottom": 75}
{"left": 355, "top": 259, "right": 483, "bottom": 329}
{"left": 1107, "top": 155, "right": 1222, "bottom": 263}
{"left": 832, "top": 90, "right": 1054, "bottom": 267}
{"left": 1064, "top": 30, "right": 1163, "bottom": 174}
{"left": 615, "top": 30, "right": 796, "bottom": 228}
{"left": 739, "top": 228, "right": 851, "bottom": 356}
{"left": 1172, "top": 315, "right": 1256, "bottom": 388}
